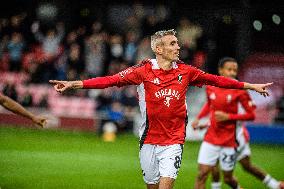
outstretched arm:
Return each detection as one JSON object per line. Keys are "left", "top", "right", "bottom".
{"left": 49, "top": 62, "right": 147, "bottom": 93}
{"left": 192, "top": 73, "right": 272, "bottom": 97}
{"left": 49, "top": 75, "right": 121, "bottom": 92}
{"left": 0, "top": 93, "right": 46, "bottom": 127}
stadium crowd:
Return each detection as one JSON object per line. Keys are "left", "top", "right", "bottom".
{"left": 0, "top": 7, "right": 206, "bottom": 130}
{"left": 0, "top": 5, "right": 283, "bottom": 126}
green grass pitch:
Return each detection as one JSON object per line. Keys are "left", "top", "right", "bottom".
{"left": 0, "top": 126, "right": 283, "bottom": 189}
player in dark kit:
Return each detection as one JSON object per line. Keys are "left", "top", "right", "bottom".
{"left": 192, "top": 57, "right": 283, "bottom": 189}
{"left": 50, "top": 30, "right": 272, "bottom": 189}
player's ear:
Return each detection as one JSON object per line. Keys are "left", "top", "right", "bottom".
{"left": 156, "top": 45, "right": 163, "bottom": 55}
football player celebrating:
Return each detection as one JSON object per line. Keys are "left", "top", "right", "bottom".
{"left": 50, "top": 30, "right": 272, "bottom": 189}
{"left": 192, "top": 57, "right": 284, "bottom": 189}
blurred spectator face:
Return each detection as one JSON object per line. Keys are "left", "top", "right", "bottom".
{"left": 47, "top": 29, "right": 56, "bottom": 38}
{"left": 218, "top": 61, "right": 238, "bottom": 79}
{"left": 92, "top": 22, "right": 102, "bottom": 33}
{"left": 69, "top": 43, "right": 80, "bottom": 59}
{"left": 11, "top": 16, "right": 20, "bottom": 27}
{"left": 67, "top": 31, "right": 77, "bottom": 44}
{"left": 11, "top": 32, "right": 22, "bottom": 43}
{"left": 77, "top": 26, "right": 86, "bottom": 36}
{"left": 156, "top": 35, "right": 180, "bottom": 61}
{"left": 126, "top": 31, "right": 137, "bottom": 43}
{"left": 110, "top": 35, "right": 123, "bottom": 58}
{"left": 146, "top": 15, "right": 156, "bottom": 26}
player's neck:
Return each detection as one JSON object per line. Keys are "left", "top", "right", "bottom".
{"left": 156, "top": 56, "right": 173, "bottom": 70}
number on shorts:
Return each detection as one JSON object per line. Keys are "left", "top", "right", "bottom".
{"left": 221, "top": 154, "right": 236, "bottom": 164}
{"left": 174, "top": 156, "right": 181, "bottom": 169}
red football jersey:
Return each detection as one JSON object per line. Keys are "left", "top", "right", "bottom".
{"left": 199, "top": 86, "right": 255, "bottom": 147}
{"left": 83, "top": 59, "right": 244, "bottom": 146}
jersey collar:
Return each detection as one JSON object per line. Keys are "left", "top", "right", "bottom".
{"left": 151, "top": 59, "right": 178, "bottom": 70}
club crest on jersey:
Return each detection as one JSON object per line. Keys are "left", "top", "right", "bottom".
{"left": 155, "top": 88, "right": 180, "bottom": 107}
{"left": 152, "top": 78, "right": 160, "bottom": 85}
{"left": 177, "top": 74, "right": 182, "bottom": 84}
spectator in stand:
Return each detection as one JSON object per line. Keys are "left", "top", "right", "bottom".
{"left": 2, "top": 83, "right": 18, "bottom": 101}
{"left": 7, "top": 32, "right": 25, "bottom": 72}
{"left": 109, "top": 34, "right": 124, "bottom": 60}
{"left": 124, "top": 31, "right": 138, "bottom": 65}
{"left": 0, "top": 35, "right": 9, "bottom": 71}
{"left": 121, "top": 86, "right": 138, "bottom": 108}
{"left": 31, "top": 21, "right": 65, "bottom": 60}
{"left": 125, "top": 15, "right": 141, "bottom": 37}
{"left": 0, "top": 35, "right": 8, "bottom": 57}
{"left": 135, "top": 37, "right": 153, "bottom": 62}
{"left": 96, "top": 88, "right": 113, "bottom": 111}
{"left": 141, "top": 14, "right": 159, "bottom": 37}
{"left": 121, "top": 86, "right": 139, "bottom": 132}
{"left": 20, "top": 90, "right": 33, "bottom": 107}
{"left": 30, "top": 22, "right": 65, "bottom": 82}
{"left": 177, "top": 17, "right": 203, "bottom": 62}
{"left": 107, "top": 101, "right": 126, "bottom": 130}
{"left": 66, "top": 43, "right": 85, "bottom": 76}
{"left": 65, "top": 31, "right": 78, "bottom": 49}
{"left": 84, "top": 23, "right": 106, "bottom": 77}
{"left": 8, "top": 14, "right": 27, "bottom": 34}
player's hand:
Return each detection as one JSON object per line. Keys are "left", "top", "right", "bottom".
{"left": 215, "top": 111, "right": 229, "bottom": 122}
{"left": 49, "top": 80, "right": 73, "bottom": 93}
{"left": 192, "top": 119, "right": 200, "bottom": 130}
{"left": 245, "top": 83, "right": 273, "bottom": 97}
{"left": 32, "top": 116, "right": 47, "bottom": 128}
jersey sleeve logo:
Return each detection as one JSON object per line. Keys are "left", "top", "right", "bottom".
{"left": 119, "top": 68, "right": 133, "bottom": 78}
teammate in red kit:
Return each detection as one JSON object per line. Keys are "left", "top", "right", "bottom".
{"left": 49, "top": 30, "right": 272, "bottom": 189}
{"left": 192, "top": 57, "right": 284, "bottom": 189}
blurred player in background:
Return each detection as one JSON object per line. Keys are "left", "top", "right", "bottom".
{"left": 210, "top": 125, "right": 284, "bottom": 189}
{"left": 50, "top": 30, "right": 272, "bottom": 189}
{"left": 0, "top": 93, "right": 46, "bottom": 127}
{"left": 192, "top": 57, "right": 283, "bottom": 189}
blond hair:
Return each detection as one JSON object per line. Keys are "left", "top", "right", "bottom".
{"left": 150, "top": 29, "right": 176, "bottom": 53}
